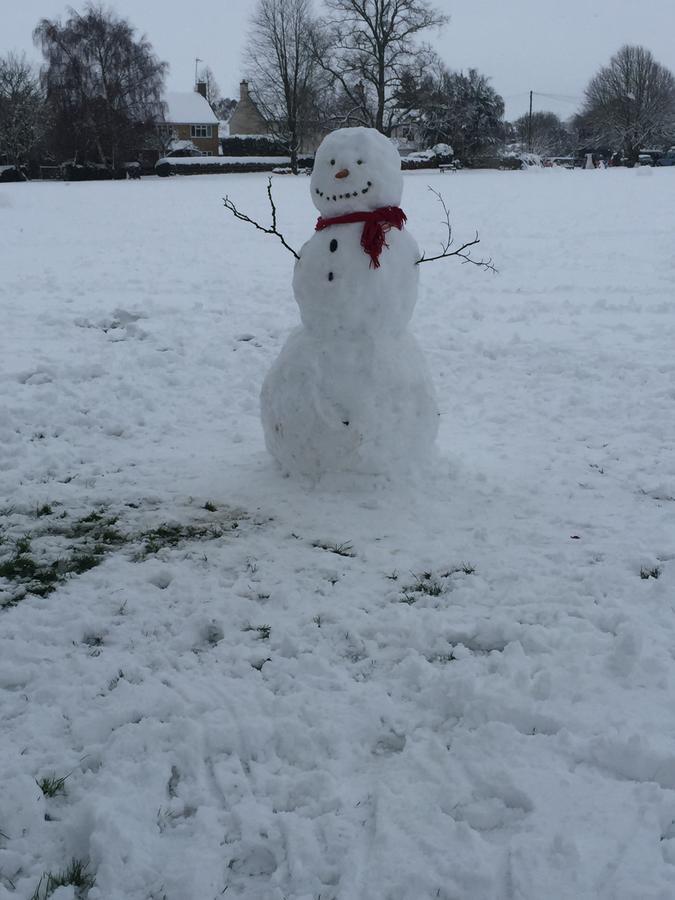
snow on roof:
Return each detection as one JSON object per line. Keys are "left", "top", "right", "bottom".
{"left": 163, "top": 91, "right": 218, "bottom": 125}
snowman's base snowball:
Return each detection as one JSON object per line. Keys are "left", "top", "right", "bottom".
{"left": 260, "top": 327, "right": 439, "bottom": 479}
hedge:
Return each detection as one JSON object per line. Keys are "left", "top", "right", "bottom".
{"left": 220, "top": 135, "right": 289, "bottom": 156}
{"left": 156, "top": 157, "right": 315, "bottom": 176}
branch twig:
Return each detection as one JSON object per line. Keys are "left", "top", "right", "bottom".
{"left": 417, "top": 187, "right": 497, "bottom": 272}
{"left": 223, "top": 177, "right": 299, "bottom": 260}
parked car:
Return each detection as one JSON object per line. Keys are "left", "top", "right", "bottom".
{"left": 657, "top": 152, "right": 675, "bottom": 166}
{"left": 544, "top": 156, "right": 575, "bottom": 169}
{"left": 638, "top": 149, "right": 662, "bottom": 165}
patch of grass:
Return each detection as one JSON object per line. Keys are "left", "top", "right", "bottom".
{"left": 640, "top": 566, "right": 661, "bottom": 580}
{"left": 138, "top": 522, "right": 232, "bottom": 557}
{"left": 312, "top": 540, "right": 355, "bottom": 558}
{"left": 1, "top": 504, "right": 248, "bottom": 608}
{"left": 243, "top": 624, "right": 271, "bottom": 641}
{"left": 399, "top": 564, "right": 476, "bottom": 605}
{"left": 426, "top": 652, "right": 457, "bottom": 664}
{"left": 36, "top": 773, "right": 70, "bottom": 798}
{"left": 30, "top": 859, "right": 94, "bottom": 900}
{"left": 15, "top": 534, "right": 32, "bottom": 555}
{"left": 0, "top": 546, "right": 61, "bottom": 604}
{"left": 203, "top": 501, "right": 217, "bottom": 512}
{"left": 36, "top": 504, "right": 53, "bottom": 518}
{"left": 407, "top": 573, "right": 444, "bottom": 596}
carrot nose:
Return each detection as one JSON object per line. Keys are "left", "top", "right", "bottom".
{"left": 335, "top": 168, "right": 349, "bottom": 179}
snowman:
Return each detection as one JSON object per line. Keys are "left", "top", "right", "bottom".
{"left": 260, "top": 126, "right": 439, "bottom": 478}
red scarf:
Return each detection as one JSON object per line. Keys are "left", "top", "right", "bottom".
{"left": 315, "top": 206, "right": 407, "bottom": 269}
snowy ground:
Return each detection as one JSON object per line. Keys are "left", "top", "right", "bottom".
{"left": 1, "top": 167, "right": 674, "bottom": 900}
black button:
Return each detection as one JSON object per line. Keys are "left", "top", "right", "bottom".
{"left": 330, "top": 239, "right": 338, "bottom": 252}
{"left": 328, "top": 272, "right": 334, "bottom": 281}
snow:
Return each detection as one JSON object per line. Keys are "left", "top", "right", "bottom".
{"left": 1, "top": 167, "right": 675, "bottom": 900}
{"left": 167, "top": 139, "right": 199, "bottom": 154}
{"left": 162, "top": 91, "right": 218, "bottom": 125}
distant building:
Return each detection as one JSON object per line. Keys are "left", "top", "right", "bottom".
{"left": 161, "top": 85, "right": 220, "bottom": 156}
{"left": 228, "top": 81, "right": 269, "bottom": 137}
{"left": 227, "top": 80, "right": 324, "bottom": 154}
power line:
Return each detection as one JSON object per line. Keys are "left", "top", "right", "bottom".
{"left": 534, "top": 91, "right": 583, "bottom": 105}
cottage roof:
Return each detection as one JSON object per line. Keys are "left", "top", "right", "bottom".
{"left": 163, "top": 91, "right": 218, "bottom": 125}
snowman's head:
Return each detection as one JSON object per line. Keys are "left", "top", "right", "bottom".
{"left": 310, "top": 127, "right": 403, "bottom": 217}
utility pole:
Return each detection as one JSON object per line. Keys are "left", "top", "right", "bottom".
{"left": 527, "top": 90, "right": 533, "bottom": 152}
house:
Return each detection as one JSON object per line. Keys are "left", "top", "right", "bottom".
{"left": 161, "top": 85, "right": 220, "bottom": 156}
{"left": 227, "top": 80, "right": 324, "bottom": 154}
{"left": 227, "top": 81, "right": 269, "bottom": 137}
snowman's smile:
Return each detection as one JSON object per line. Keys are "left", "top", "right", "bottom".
{"left": 315, "top": 181, "right": 373, "bottom": 202}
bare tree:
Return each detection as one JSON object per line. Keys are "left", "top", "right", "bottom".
{"left": 579, "top": 45, "right": 675, "bottom": 164}
{"left": 513, "top": 110, "right": 573, "bottom": 157}
{"left": 0, "top": 52, "right": 43, "bottom": 173}
{"left": 317, "top": 0, "right": 447, "bottom": 135}
{"left": 198, "top": 65, "right": 237, "bottom": 121}
{"left": 197, "top": 64, "right": 222, "bottom": 109}
{"left": 246, "top": 0, "right": 324, "bottom": 173}
{"left": 34, "top": 3, "right": 168, "bottom": 167}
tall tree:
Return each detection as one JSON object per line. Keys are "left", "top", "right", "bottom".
{"left": 246, "top": 0, "right": 324, "bottom": 173}
{"left": 579, "top": 45, "right": 675, "bottom": 163}
{"left": 34, "top": 3, "right": 168, "bottom": 167}
{"left": 318, "top": 0, "right": 447, "bottom": 134}
{"left": 0, "top": 52, "right": 44, "bottom": 173}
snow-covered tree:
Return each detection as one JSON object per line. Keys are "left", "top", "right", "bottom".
{"left": 397, "top": 63, "right": 505, "bottom": 159}
{"left": 579, "top": 45, "right": 675, "bottom": 163}
{"left": 0, "top": 52, "right": 43, "bottom": 173}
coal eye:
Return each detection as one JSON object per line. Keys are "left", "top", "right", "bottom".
{"left": 357, "top": 159, "right": 363, "bottom": 164}
{"left": 330, "top": 159, "right": 335, "bottom": 165}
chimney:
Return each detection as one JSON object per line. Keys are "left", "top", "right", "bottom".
{"left": 240, "top": 80, "right": 249, "bottom": 101}
{"left": 196, "top": 81, "right": 207, "bottom": 98}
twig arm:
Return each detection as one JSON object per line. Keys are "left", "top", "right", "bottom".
{"left": 223, "top": 177, "right": 299, "bottom": 260}
{"left": 416, "top": 187, "right": 497, "bottom": 273}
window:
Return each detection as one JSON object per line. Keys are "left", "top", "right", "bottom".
{"left": 191, "top": 124, "right": 213, "bottom": 139}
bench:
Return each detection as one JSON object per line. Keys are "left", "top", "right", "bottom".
{"left": 439, "top": 163, "right": 457, "bottom": 173}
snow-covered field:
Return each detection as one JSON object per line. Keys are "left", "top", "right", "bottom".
{"left": 1, "top": 167, "right": 674, "bottom": 900}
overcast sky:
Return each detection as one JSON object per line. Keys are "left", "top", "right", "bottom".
{"left": 5, "top": 0, "right": 675, "bottom": 121}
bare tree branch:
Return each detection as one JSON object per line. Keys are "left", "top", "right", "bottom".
{"left": 417, "top": 187, "right": 496, "bottom": 272}
{"left": 318, "top": 0, "right": 447, "bottom": 135}
{"left": 223, "top": 177, "right": 299, "bottom": 260}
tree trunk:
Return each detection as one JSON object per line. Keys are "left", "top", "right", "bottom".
{"left": 376, "top": 56, "right": 385, "bottom": 133}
